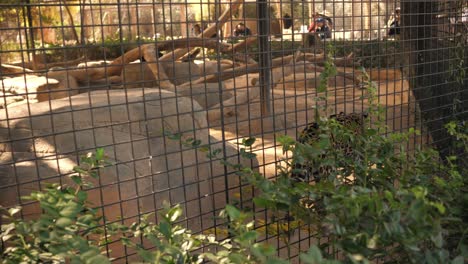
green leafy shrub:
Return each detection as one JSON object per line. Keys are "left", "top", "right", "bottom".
{"left": 331, "top": 40, "right": 402, "bottom": 68}
{"left": 225, "top": 62, "right": 467, "bottom": 263}
{"left": 0, "top": 149, "right": 300, "bottom": 263}
{"left": 1, "top": 149, "right": 110, "bottom": 264}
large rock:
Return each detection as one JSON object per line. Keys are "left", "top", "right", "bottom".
{"left": 36, "top": 71, "right": 80, "bottom": 102}
{"left": 177, "top": 82, "right": 232, "bottom": 109}
{"left": 0, "top": 89, "right": 256, "bottom": 236}
{"left": 0, "top": 75, "right": 59, "bottom": 106}
{"left": 160, "top": 61, "right": 200, "bottom": 85}
{"left": 198, "top": 60, "right": 234, "bottom": 76}
{"left": 120, "top": 62, "right": 157, "bottom": 89}
{"left": 77, "top": 60, "right": 111, "bottom": 68}
{"left": 119, "top": 61, "right": 201, "bottom": 87}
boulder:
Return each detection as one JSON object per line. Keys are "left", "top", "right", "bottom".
{"left": 77, "top": 60, "right": 111, "bottom": 68}
{"left": 0, "top": 64, "right": 33, "bottom": 77}
{"left": 0, "top": 89, "right": 257, "bottom": 235}
{"left": 0, "top": 91, "right": 24, "bottom": 109}
{"left": 36, "top": 71, "right": 79, "bottom": 101}
{"left": 198, "top": 60, "right": 234, "bottom": 76}
{"left": 0, "top": 75, "right": 59, "bottom": 103}
{"left": 176, "top": 82, "right": 232, "bottom": 109}
{"left": 120, "top": 62, "right": 157, "bottom": 89}
{"left": 118, "top": 61, "right": 201, "bottom": 87}
{"left": 160, "top": 61, "right": 200, "bottom": 85}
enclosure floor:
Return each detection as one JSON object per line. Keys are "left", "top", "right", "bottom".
{"left": 209, "top": 71, "right": 423, "bottom": 179}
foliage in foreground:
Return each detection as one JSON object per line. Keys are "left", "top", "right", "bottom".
{"left": 1, "top": 117, "right": 466, "bottom": 263}
{"left": 0, "top": 149, "right": 292, "bottom": 264}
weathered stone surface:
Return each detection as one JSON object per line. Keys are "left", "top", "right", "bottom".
{"left": 120, "top": 62, "right": 157, "bottom": 88}
{"left": 0, "top": 75, "right": 58, "bottom": 99}
{"left": 36, "top": 71, "right": 79, "bottom": 102}
{"left": 0, "top": 89, "right": 256, "bottom": 232}
{"left": 0, "top": 64, "right": 33, "bottom": 77}
{"left": 176, "top": 82, "right": 232, "bottom": 109}
{"left": 160, "top": 61, "right": 200, "bottom": 85}
{"left": 77, "top": 60, "right": 111, "bottom": 68}
{"left": 0, "top": 92, "right": 24, "bottom": 108}
{"left": 278, "top": 72, "right": 351, "bottom": 90}
{"left": 198, "top": 60, "right": 234, "bottom": 76}
{"left": 118, "top": 61, "right": 201, "bottom": 87}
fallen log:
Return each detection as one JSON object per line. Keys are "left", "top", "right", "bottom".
{"left": 36, "top": 0, "right": 243, "bottom": 88}
{"left": 206, "top": 60, "right": 316, "bottom": 122}
{"left": 184, "top": 51, "right": 318, "bottom": 85}
{"left": 180, "top": 48, "right": 202, "bottom": 62}
{"left": 11, "top": 56, "right": 85, "bottom": 71}
{"left": 167, "top": 0, "right": 243, "bottom": 63}
{"left": 60, "top": 38, "right": 229, "bottom": 86}
{"left": 232, "top": 53, "right": 257, "bottom": 64}
{"left": 0, "top": 64, "right": 33, "bottom": 77}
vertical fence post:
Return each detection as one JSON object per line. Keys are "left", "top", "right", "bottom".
{"left": 257, "top": 0, "right": 272, "bottom": 116}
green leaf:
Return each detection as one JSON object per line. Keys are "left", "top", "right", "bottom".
{"left": 242, "top": 137, "right": 256, "bottom": 147}
{"left": 70, "top": 175, "right": 83, "bottom": 185}
{"left": 95, "top": 148, "right": 104, "bottom": 161}
{"left": 240, "top": 148, "right": 257, "bottom": 160}
{"left": 78, "top": 214, "right": 94, "bottom": 225}
{"left": 225, "top": 205, "right": 241, "bottom": 220}
{"left": 266, "top": 259, "right": 289, "bottom": 264}
{"left": 158, "top": 221, "right": 172, "bottom": 238}
{"left": 167, "top": 206, "right": 183, "bottom": 222}
{"left": 253, "top": 197, "right": 275, "bottom": 208}
{"left": 300, "top": 246, "right": 323, "bottom": 264}
{"left": 431, "top": 232, "right": 443, "bottom": 248}
{"left": 59, "top": 203, "right": 80, "bottom": 218}
{"left": 86, "top": 254, "right": 111, "bottom": 264}
{"left": 55, "top": 217, "right": 73, "bottom": 228}
{"left": 188, "top": 139, "right": 200, "bottom": 147}
{"left": 228, "top": 252, "right": 246, "bottom": 264}
{"left": 73, "top": 166, "right": 88, "bottom": 175}
{"left": 198, "top": 145, "right": 210, "bottom": 152}
{"left": 431, "top": 202, "right": 446, "bottom": 214}
{"left": 240, "top": 231, "right": 258, "bottom": 242}
{"left": 81, "top": 249, "right": 100, "bottom": 261}
{"left": 8, "top": 207, "right": 21, "bottom": 216}
{"left": 1, "top": 223, "right": 16, "bottom": 239}
{"left": 451, "top": 256, "right": 465, "bottom": 264}
{"left": 167, "top": 132, "right": 182, "bottom": 141}
{"left": 76, "top": 191, "right": 88, "bottom": 202}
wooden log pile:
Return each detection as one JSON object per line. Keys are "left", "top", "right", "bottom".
{"left": 0, "top": 0, "right": 360, "bottom": 119}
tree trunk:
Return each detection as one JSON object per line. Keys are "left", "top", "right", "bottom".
{"left": 62, "top": 0, "right": 80, "bottom": 44}
{"left": 79, "top": 0, "right": 86, "bottom": 44}
{"left": 180, "top": 3, "right": 188, "bottom": 38}
{"left": 25, "top": 0, "right": 37, "bottom": 70}
{"left": 130, "top": 3, "right": 138, "bottom": 40}
{"left": 401, "top": 1, "right": 468, "bottom": 158}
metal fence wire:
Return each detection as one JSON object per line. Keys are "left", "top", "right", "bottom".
{"left": 0, "top": 0, "right": 467, "bottom": 262}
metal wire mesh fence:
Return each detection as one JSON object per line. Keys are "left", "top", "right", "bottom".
{"left": 0, "top": 0, "right": 466, "bottom": 262}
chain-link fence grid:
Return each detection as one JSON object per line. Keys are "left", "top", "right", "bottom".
{"left": 1, "top": 0, "right": 467, "bottom": 262}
